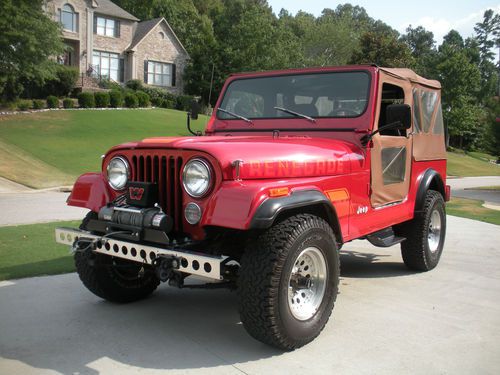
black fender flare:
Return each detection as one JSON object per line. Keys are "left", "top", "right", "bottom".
{"left": 415, "top": 168, "right": 445, "bottom": 212}
{"left": 249, "top": 190, "right": 342, "bottom": 242}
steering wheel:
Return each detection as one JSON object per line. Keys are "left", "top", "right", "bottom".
{"left": 329, "top": 108, "right": 359, "bottom": 117}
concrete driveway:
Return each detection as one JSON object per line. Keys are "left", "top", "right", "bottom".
{"left": 0, "top": 177, "right": 87, "bottom": 226}
{"left": 1, "top": 215, "right": 499, "bottom": 375}
{"left": 448, "top": 176, "right": 500, "bottom": 205}
{"left": 0, "top": 191, "right": 88, "bottom": 226}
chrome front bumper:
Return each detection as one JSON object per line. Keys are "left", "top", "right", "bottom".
{"left": 55, "top": 227, "right": 225, "bottom": 280}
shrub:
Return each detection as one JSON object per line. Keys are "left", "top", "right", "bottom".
{"left": 141, "top": 86, "right": 176, "bottom": 107}
{"left": 17, "top": 99, "right": 32, "bottom": 111}
{"left": 42, "top": 65, "right": 79, "bottom": 97}
{"left": 109, "top": 90, "right": 124, "bottom": 108}
{"left": 1, "top": 101, "right": 18, "bottom": 111}
{"left": 136, "top": 91, "right": 150, "bottom": 107}
{"left": 63, "top": 98, "right": 74, "bottom": 109}
{"left": 94, "top": 92, "right": 110, "bottom": 108}
{"left": 32, "top": 99, "right": 45, "bottom": 109}
{"left": 126, "top": 79, "right": 143, "bottom": 91}
{"left": 78, "top": 92, "right": 95, "bottom": 108}
{"left": 159, "top": 98, "right": 175, "bottom": 109}
{"left": 46, "top": 95, "right": 59, "bottom": 108}
{"left": 124, "top": 93, "right": 138, "bottom": 108}
{"left": 176, "top": 95, "right": 195, "bottom": 111}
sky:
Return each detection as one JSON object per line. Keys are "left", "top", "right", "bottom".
{"left": 267, "top": 0, "right": 500, "bottom": 45}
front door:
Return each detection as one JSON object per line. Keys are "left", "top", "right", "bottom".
{"left": 370, "top": 73, "right": 413, "bottom": 207}
{"left": 62, "top": 40, "right": 79, "bottom": 67}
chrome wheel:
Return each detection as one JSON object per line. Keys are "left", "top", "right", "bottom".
{"left": 288, "top": 246, "right": 327, "bottom": 321}
{"left": 427, "top": 209, "right": 442, "bottom": 253}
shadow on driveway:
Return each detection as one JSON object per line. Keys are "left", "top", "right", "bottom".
{"left": 340, "top": 250, "right": 416, "bottom": 278}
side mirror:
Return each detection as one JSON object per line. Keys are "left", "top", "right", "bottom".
{"left": 386, "top": 104, "right": 411, "bottom": 130}
{"left": 190, "top": 100, "right": 200, "bottom": 120}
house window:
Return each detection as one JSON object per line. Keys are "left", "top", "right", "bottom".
{"left": 146, "top": 61, "right": 173, "bottom": 87}
{"left": 95, "top": 16, "right": 119, "bottom": 37}
{"left": 61, "top": 4, "right": 77, "bottom": 32}
{"left": 92, "top": 51, "right": 122, "bottom": 82}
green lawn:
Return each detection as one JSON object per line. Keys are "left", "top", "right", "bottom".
{"left": 447, "top": 197, "right": 500, "bottom": 226}
{"left": 447, "top": 151, "right": 500, "bottom": 177}
{"left": 0, "top": 109, "right": 207, "bottom": 187}
{"left": 0, "top": 221, "right": 79, "bottom": 281}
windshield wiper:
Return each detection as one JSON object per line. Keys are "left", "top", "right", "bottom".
{"left": 217, "top": 108, "right": 253, "bottom": 124}
{"left": 273, "top": 106, "right": 316, "bottom": 123}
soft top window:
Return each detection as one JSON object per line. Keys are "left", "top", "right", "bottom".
{"left": 412, "top": 87, "right": 442, "bottom": 134}
{"left": 218, "top": 71, "right": 370, "bottom": 120}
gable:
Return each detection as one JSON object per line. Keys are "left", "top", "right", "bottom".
{"left": 128, "top": 18, "right": 189, "bottom": 58}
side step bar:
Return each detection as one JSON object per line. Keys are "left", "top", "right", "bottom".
{"left": 366, "top": 227, "right": 405, "bottom": 248}
{"left": 55, "top": 227, "right": 225, "bottom": 280}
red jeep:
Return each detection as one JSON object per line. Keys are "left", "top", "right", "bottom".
{"left": 56, "top": 65, "right": 450, "bottom": 350}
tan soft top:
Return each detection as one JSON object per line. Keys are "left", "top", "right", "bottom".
{"left": 380, "top": 67, "right": 441, "bottom": 89}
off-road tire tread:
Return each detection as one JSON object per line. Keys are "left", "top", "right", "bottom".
{"left": 238, "top": 214, "right": 339, "bottom": 350}
{"left": 74, "top": 212, "right": 160, "bottom": 303}
{"left": 398, "top": 190, "right": 445, "bottom": 271}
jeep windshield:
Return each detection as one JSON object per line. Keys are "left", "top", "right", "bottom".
{"left": 217, "top": 71, "right": 370, "bottom": 122}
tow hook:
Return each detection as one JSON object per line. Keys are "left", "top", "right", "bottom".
{"left": 153, "top": 256, "right": 181, "bottom": 284}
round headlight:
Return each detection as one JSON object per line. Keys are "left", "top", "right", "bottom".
{"left": 182, "top": 158, "right": 211, "bottom": 198}
{"left": 107, "top": 156, "right": 129, "bottom": 190}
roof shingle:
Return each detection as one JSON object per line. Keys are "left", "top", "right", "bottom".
{"left": 94, "top": 0, "right": 139, "bottom": 21}
{"left": 129, "top": 17, "right": 163, "bottom": 49}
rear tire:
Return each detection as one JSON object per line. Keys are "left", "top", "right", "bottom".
{"left": 238, "top": 214, "right": 339, "bottom": 350}
{"left": 74, "top": 212, "right": 160, "bottom": 303}
{"left": 397, "top": 190, "right": 446, "bottom": 271}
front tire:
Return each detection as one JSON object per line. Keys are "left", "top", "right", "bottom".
{"left": 74, "top": 212, "right": 160, "bottom": 303}
{"left": 397, "top": 190, "right": 446, "bottom": 271}
{"left": 238, "top": 214, "right": 339, "bottom": 350}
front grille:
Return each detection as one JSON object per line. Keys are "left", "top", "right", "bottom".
{"left": 131, "top": 154, "right": 184, "bottom": 232}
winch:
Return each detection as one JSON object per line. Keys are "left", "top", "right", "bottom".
{"left": 98, "top": 205, "right": 173, "bottom": 233}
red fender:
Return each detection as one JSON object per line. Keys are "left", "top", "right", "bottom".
{"left": 67, "top": 173, "right": 116, "bottom": 212}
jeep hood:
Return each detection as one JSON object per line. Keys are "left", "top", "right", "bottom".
{"left": 110, "top": 136, "right": 365, "bottom": 179}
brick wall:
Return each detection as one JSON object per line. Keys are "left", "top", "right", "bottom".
{"left": 93, "top": 18, "right": 134, "bottom": 54}
{"left": 133, "top": 22, "right": 189, "bottom": 95}
{"left": 46, "top": 0, "right": 91, "bottom": 73}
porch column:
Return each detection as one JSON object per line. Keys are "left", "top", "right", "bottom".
{"left": 86, "top": 8, "right": 94, "bottom": 71}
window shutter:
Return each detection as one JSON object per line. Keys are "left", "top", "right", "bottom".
{"left": 144, "top": 61, "right": 148, "bottom": 84}
{"left": 93, "top": 15, "right": 97, "bottom": 33}
{"left": 115, "top": 20, "right": 120, "bottom": 37}
{"left": 171, "top": 64, "right": 176, "bottom": 87}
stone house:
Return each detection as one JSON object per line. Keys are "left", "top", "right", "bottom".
{"left": 44, "top": 0, "right": 189, "bottom": 94}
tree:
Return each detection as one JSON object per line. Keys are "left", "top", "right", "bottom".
{"left": 0, "top": 0, "right": 64, "bottom": 101}
{"left": 474, "top": 9, "right": 500, "bottom": 62}
{"left": 485, "top": 98, "right": 500, "bottom": 157}
{"left": 401, "top": 25, "right": 436, "bottom": 76}
{"left": 350, "top": 26, "right": 414, "bottom": 67}
{"left": 473, "top": 10, "right": 500, "bottom": 101}
{"left": 435, "top": 31, "right": 483, "bottom": 149}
